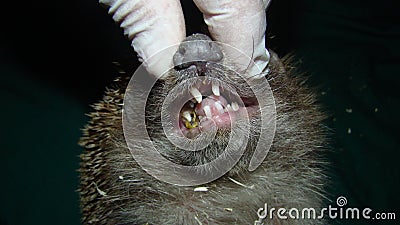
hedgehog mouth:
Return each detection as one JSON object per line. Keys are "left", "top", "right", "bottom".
{"left": 178, "top": 80, "right": 258, "bottom": 138}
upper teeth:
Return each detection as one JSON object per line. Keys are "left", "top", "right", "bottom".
{"left": 189, "top": 84, "right": 241, "bottom": 118}
{"left": 231, "top": 102, "right": 239, "bottom": 111}
{"left": 225, "top": 104, "right": 232, "bottom": 112}
{"left": 190, "top": 87, "right": 202, "bottom": 103}
{"left": 212, "top": 83, "right": 220, "bottom": 96}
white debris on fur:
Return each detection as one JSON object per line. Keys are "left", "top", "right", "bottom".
{"left": 93, "top": 182, "right": 107, "bottom": 196}
{"left": 228, "top": 177, "right": 254, "bottom": 189}
{"left": 194, "top": 187, "right": 209, "bottom": 192}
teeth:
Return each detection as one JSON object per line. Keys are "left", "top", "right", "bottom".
{"left": 182, "top": 111, "right": 192, "bottom": 121}
{"left": 190, "top": 87, "right": 202, "bottom": 103}
{"left": 225, "top": 104, "right": 232, "bottom": 112}
{"left": 203, "top": 105, "right": 212, "bottom": 118}
{"left": 214, "top": 102, "right": 224, "bottom": 114}
{"left": 212, "top": 83, "right": 220, "bottom": 96}
{"left": 231, "top": 102, "right": 239, "bottom": 111}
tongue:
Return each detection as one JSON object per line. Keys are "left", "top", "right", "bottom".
{"left": 195, "top": 95, "right": 228, "bottom": 117}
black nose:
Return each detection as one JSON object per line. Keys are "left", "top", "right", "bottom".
{"left": 173, "top": 34, "right": 223, "bottom": 70}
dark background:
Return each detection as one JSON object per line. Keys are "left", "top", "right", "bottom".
{"left": 1, "top": 0, "right": 399, "bottom": 224}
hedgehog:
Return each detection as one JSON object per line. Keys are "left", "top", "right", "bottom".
{"left": 79, "top": 33, "right": 328, "bottom": 225}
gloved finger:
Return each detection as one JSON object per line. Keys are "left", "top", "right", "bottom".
{"left": 193, "top": 0, "right": 272, "bottom": 78}
{"left": 99, "top": 0, "right": 186, "bottom": 79}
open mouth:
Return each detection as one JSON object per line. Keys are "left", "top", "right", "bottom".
{"left": 177, "top": 78, "right": 259, "bottom": 137}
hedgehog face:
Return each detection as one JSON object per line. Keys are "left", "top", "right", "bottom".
{"left": 143, "top": 34, "right": 272, "bottom": 173}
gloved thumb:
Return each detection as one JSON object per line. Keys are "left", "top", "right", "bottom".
{"left": 193, "top": 0, "right": 272, "bottom": 78}
{"left": 99, "top": 0, "right": 186, "bottom": 79}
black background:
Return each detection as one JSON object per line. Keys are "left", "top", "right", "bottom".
{"left": 1, "top": 0, "right": 399, "bottom": 224}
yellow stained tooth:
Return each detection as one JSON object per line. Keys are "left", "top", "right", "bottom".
{"left": 182, "top": 111, "right": 192, "bottom": 122}
{"left": 182, "top": 111, "right": 199, "bottom": 129}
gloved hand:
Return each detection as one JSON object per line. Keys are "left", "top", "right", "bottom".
{"left": 99, "top": 0, "right": 271, "bottom": 79}
{"left": 99, "top": 0, "right": 186, "bottom": 79}
{"left": 193, "top": 0, "right": 271, "bottom": 78}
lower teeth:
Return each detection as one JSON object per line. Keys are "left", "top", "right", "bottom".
{"left": 182, "top": 110, "right": 199, "bottom": 129}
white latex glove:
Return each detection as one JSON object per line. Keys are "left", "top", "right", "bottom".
{"left": 99, "top": 0, "right": 186, "bottom": 78}
{"left": 193, "top": 0, "right": 271, "bottom": 78}
{"left": 100, "top": 0, "right": 271, "bottom": 79}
